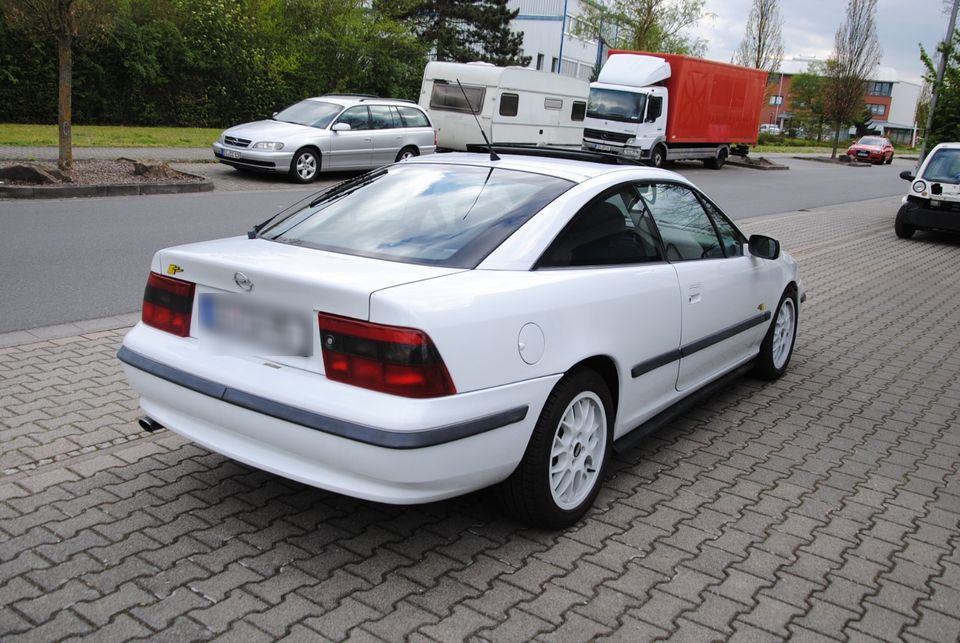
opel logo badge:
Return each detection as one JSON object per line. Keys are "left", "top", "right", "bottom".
{"left": 234, "top": 272, "right": 254, "bottom": 292}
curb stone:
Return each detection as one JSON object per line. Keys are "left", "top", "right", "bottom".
{"left": 0, "top": 169, "right": 214, "bottom": 199}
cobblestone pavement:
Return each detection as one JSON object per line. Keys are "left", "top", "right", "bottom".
{"left": 1, "top": 196, "right": 959, "bottom": 641}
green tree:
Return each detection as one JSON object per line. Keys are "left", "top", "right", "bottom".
{"left": 788, "top": 63, "right": 827, "bottom": 140}
{"left": 1, "top": 0, "right": 118, "bottom": 169}
{"left": 574, "top": 0, "right": 709, "bottom": 56}
{"left": 823, "top": 0, "right": 882, "bottom": 158}
{"left": 920, "top": 29, "right": 960, "bottom": 151}
{"left": 397, "top": 0, "right": 528, "bottom": 66}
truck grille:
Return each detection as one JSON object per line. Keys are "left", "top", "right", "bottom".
{"left": 584, "top": 129, "right": 632, "bottom": 144}
{"left": 224, "top": 136, "right": 252, "bottom": 148}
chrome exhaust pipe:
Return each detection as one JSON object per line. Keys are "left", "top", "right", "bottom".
{"left": 138, "top": 416, "right": 165, "bottom": 433}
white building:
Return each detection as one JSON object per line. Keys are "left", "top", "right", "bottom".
{"left": 507, "top": 0, "right": 608, "bottom": 81}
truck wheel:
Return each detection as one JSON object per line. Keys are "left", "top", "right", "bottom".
{"left": 648, "top": 145, "right": 666, "bottom": 169}
{"left": 705, "top": 148, "right": 728, "bottom": 170}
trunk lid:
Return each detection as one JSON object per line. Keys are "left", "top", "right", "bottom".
{"left": 157, "top": 236, "right": 465, "bottom": 372}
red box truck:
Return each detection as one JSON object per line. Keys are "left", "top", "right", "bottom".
{"left": 582, "top": 51, "right": 768, "bottom": 169}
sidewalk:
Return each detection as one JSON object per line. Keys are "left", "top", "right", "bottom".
{"left": 0, "top": 145, "right": 210, "bottom": 162}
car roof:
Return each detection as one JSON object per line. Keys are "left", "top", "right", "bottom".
{"left": 402, "top": 152, "right": 689, "bottom": 184}
{"left": 303, "top": 95, "right": 422, "bottom": 109}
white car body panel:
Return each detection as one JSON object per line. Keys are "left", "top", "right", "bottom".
{"left": 120, "top": 154, "right": 802, "bottom": 505}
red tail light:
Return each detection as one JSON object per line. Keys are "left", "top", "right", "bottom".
{"left": 318, "top": 313, "right": 455, "bottom": 398}
{"left": 142, "top": 272, "right": 195, "bottom": 337}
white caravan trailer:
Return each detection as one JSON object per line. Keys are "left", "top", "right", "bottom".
{"left": 419, "top": 61, "right": 590, "bottom": 151}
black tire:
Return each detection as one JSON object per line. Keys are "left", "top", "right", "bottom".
{"left": 289, "top": 148, "right": 319, "bottom": 183}
{"left": 499, "top": 370, "right": 613, "bottom": 528}
{"left": 648, "top": 145, "right": 666, "bottom": 169}
{"left": 395, "top": 146, "right": 419, "bottom": 162}
{"left": 704, "top": 148, "right": 728, "bottom": 170}
{"left": 895, "top": 204, "right": 916, "bottom": 239}
{"left": 886, "top": 153, "right": 894, "bottom": 165}
{"left": 753, "top": 289, "right": 798, "bottom": 381}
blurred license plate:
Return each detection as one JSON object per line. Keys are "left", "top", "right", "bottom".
{"left": 595, "top": 143, "right": 617, "bottom": 152}
{"left": 199, "top": 294, "right": 312, "bottom": 356}
{"left": 224, "top": 149, "right": 242, "bottom": 159}
{"left": 857, "top": 151, "right": 868, "bottom": 157}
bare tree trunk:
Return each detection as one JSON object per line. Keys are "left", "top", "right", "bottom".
{"left": 831, "top": 122, "right": 841, "bottom": 159}
{"left": 57, "top": 32, "right": 72, "bottom": 171}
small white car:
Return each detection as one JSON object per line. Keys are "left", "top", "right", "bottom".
{"left": 896, "top": 142, "right": 960, "bottom": 239}
{"left": 119, "top": 151, "right": 803, "bottom": 528}
{"left": 212, "top": 95, "right": 437, "bottom": 183}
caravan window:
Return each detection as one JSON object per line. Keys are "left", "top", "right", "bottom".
{"left": 430, "top": 82, "right": 485, "bottom": 113}
{"left": 499, "top": 93, "right": 519, "bottom": 117}
{"left": 571, "top": 101, "right": 586, "bottom": 121}
{"left": 544, "top": 98, "right": 563, "bottom": 110}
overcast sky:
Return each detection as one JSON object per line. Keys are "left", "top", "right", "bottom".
{"left": 691, "top": 0, "right": 951, "bottom": 84}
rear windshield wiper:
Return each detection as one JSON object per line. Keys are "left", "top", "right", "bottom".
{"left": 247, "top": 168, "right": 389, "bottom": 239}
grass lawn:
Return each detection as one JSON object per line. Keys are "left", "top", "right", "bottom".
{"left": 0, "top": 124, "right": 221, "bottom": 148}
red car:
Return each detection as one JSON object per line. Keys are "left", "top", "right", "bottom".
{"left": 847, "top": 136, "right": 894, "bottom": 164}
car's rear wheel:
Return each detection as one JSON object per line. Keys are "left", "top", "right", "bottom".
{"left": 895, "top": 204, "right": 916, "bottom": 239}
{"left": 289, "top": 148, "right": 319, "bottom": 183}
{"left": 500, "top": 370, "right": 612, "bottom": 528}
{"left": 395, "top": 146, "right": 419, "bottom": 162}
{"left": 753, "top": 289, "right": 797, "bottom": 381}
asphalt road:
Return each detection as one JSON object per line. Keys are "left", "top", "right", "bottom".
{"left": 0, "top": 155, "right": 911, "bottom": 332}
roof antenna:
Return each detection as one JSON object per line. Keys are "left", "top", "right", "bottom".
{"left": 457, "top": 79, "right": 499, "bottom": 161}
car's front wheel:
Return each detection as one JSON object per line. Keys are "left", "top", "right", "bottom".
{"left": 886, "top": 153, "right": 894, "bottom": 165}
{"left": 895, "top": 204, "right": 916, "bottom": 239}
{"left": 500, "top": 370, "right": 612, "bottom": 528}
{"left": 753, "top": 289, "right": 798, "bottom": 380}
{"left": 289, "top": 148, "right": 319, "bottom": 183}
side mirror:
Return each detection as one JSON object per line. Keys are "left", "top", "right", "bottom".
{"left": 899, "top": 170, "right": 915, "bottom": 181}
{"left": 748, "top": 235, "right": 780, "bottom": 260}
{"left": 331, "top": 123, "right": 351, "bottom": 132}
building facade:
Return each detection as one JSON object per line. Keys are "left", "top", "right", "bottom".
{"left": 507, "top": 0, "right": 607, "bottom": 81}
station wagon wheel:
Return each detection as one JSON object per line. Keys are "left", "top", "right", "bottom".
{"left": 289, "top": 148, "right": 319, "bottom": 183}
{"left": 499, "top": 370, "right": 612, "bottom": 528}
{"left": 753, "top": 289, "right": 798, "bottom": 380}
{"left": 395, "top": 146, "right": 419, "bottom": 163}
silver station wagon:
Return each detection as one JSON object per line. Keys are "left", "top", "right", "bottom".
{"left": 212, "top": 95, "right": 437, "bottom": 182}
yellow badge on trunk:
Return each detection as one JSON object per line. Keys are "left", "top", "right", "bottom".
{"left": 167, "top": 264, "right": 183, "bottom": 276}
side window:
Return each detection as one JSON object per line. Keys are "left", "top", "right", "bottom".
{"left": 544, "top": 97, "right": 563, "bottom": 110}
{"left": 499, "top": 93, "right": 519, "bottom": 117}
{"left": 429, "top": 82, "right": 485, "bottom": 113}
{"left": 646, "top": 96, "right": 663, "bottom": 121}
{"left": 369, "top": 105, "right": 397, "bottom": 129}
{"left": 397, "top": 106, "right": 431, "bottom": 128}
{"left": 539, "top": 188, "right": 662, "bottom": 268}
{"left": 640, "top": 183, "right": 724, "bottom": 261}
{"left": 335, "top": 106, "right": 370, "bottom": 131}
{"left": 571, "top": 100, "right": 586, "bottom": 121}
{"left": 701, "top": 198, "right": 744, "bottom": 257}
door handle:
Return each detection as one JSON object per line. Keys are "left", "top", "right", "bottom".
{"left": 688, "top": 284, "right": 702, "bottom": 304}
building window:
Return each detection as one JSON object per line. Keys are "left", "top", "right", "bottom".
{"left": 868, "top": 81, "right": 892, "bottom": 96}
{"left": 499, "top": 93, "right": 519, "bottom": 117}
{"left": 867, "top": 103, "right": 886, "bottom": 116}
{"left": 769, "top": 95, "right": 783, "bottom": 106}
{"left": 560, "top": 59, "right": 577, "bottom": 77}
{"left": 536, "top": 53, "right": 544, "bottom": 71}
{"left": 551, "top": 57, "right": 558, "bottom": 73}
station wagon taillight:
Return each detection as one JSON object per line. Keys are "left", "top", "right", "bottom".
{"left": 318, "top": 313, "right": 455, "bottom": 398}
{"left": 142, "top": 272, "right": 195, "bottom": 337}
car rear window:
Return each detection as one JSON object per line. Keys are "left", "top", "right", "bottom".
{"left": 261, "top": 164, "right": 573, "bottom": 268}
{"left": 397, "top": 106, "right": 431, "bottom": 128}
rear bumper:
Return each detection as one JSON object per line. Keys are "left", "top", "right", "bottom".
{"left": 212, "top": 142, "right": 293, "bottom": 174}
{"left": 118, "top": 324, "right": 558, "bottom": 504}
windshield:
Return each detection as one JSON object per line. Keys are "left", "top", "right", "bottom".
{"left": 262, "top": 164, "right": 573, "bottom": 268}
{"left": 922, "top": 148, "right": 960, "bottom": 185}
{"left": 587, "top": 88, "right": 647, "bottom": 123}
{"left": 857, "top": 137, "right": 885, "bottom": 146}
{"left": 273, "top": 100, "right": 343, "bottom": 128}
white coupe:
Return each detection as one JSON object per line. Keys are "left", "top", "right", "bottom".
{"left": 119, "top": 151, "right": 803, "bottom": 528}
